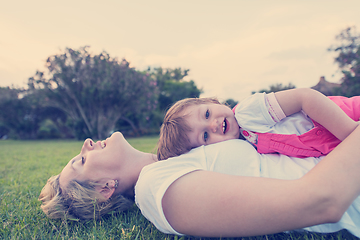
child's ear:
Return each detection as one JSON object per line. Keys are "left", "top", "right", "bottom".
{"left": 95, "top": 179, "right": 117, "bottom": 200}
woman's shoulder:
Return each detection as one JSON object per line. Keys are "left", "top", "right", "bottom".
{"left": 136, "top": 139, "right": 259, "bottom": 194}
{"left": 204, "top": 139, "right": 262, "bottom": 177}
{"left": 140, "top": 147, "right": 207, "bottom": 179}
{"left": 135, "top": 146, "right": 209, "bottom": 199}
{"left": 134, "top": 146, "right": 208, "bottom": 235}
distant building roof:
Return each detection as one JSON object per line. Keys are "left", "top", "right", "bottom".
{"left": 311, "top": 76, "right": 341, "bottom": 96}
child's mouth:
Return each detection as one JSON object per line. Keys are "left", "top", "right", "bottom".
{"left": 222, "top": 119, "right": 228, "bottom": 134}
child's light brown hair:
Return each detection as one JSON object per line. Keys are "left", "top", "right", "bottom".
{"left": 157, "top": 97, "right": 221, "bottom": 160}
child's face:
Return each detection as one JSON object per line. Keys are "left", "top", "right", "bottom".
{"left": 183, "top": 103, "right": 240, "bottom": 148}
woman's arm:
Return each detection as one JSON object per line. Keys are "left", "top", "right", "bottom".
{"left": 162, "top": 125, "right": 360, "bottom": 237}
{"left": 274, "top": 88, "right": 357, "bottom": 141}
{"left": 163, "top": 171, "right": 335, "bottom": 237}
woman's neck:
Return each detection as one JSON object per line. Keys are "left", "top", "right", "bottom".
{"left": 123, "top": 148, "right": 157, "bottom": 184}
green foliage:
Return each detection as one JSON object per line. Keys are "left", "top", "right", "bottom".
{"left": 113, "top": 67, "right": 203, "bottom": 137}
{"left": 0, "top": 139, "right": 356, "bottom": 239}
{"left": 28, "top": 46, "right": 158, "bottom": 139}
{"left": 252, "top": 83, "right": 296, "bottom": 94}
{"left": 149, "top": 67, "right": 202, "bottom": 112}
{"left": 329, "top": 26, "right": 360, "bottom": 97}
{"left": 223, "top": 98, "right": 239, "bottom": 109}
{"left": 0, "top": 86, "right": 20, "bottom": 101}
{"left": 0, "top": 87, "right": 70, "bottom": 139}
{"left": 1, "top": 48, "right": 202, "bottom": 139}
{"left": 37, "top": 119, "right": 61, "bottom": 139}
{"left": 0, "top": 87, "right": 40, "bottom": 139}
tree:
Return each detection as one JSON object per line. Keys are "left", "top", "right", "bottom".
{"left": 0, "top": 87, "right": 40, "bottom": 139}
{"left": 28, "top": 47, "right": 158, "bottom": 139}
{"left": 223, "top": 99, "right": 238, "bottom": 109}
{"left": 0, "top": 86, "right": 20, "bottom": 101}
{"left": 149, "top": 67, "right": 202, "bottom": 112}
{"left": 0, "top": 86, "right": 71, "bottom": 139}
{"left": 252, "top": 83, "right": 296, "bottom": 94}
{"left": 328, "top": 26, "right": 360, "bottom": 97}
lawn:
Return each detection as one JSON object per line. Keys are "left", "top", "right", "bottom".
{"left": 0, "top": 138, "right": 356, "bottom": 240}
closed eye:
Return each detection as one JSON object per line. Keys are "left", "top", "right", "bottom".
{"left": 81, "top": 156, "right": 85, "bottom": 164}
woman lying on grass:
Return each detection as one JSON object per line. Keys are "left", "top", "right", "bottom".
{"left": 39, "top": 94, "right": 360, "bottom": 238}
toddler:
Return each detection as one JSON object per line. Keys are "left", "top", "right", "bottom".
{"left": 157, "top": 88, "right": 360, "bottom": 160}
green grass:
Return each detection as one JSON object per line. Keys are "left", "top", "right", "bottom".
{"left": 0, "top": 138, "right": 356, "bottom": 240}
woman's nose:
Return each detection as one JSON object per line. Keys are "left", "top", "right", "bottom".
{"left": 81, "top": 138, "right": 94, "bottom": 152}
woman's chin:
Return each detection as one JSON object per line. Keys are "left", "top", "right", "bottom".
{"left": 111, "top": 131, "right": 124, "bottom": 138}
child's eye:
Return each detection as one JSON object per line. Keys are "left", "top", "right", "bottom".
{"left": 204, "top": 132, "right": 208, "bottom": 142}
{"left": 81, "top": 156, "right": 85, "bottom": 164}
{"left": 205, "top": 110, "right": 210, "bottom": 119}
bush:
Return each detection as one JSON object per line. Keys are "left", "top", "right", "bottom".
{"left": 37, "top": 119, "right": 61, "bottom": 139}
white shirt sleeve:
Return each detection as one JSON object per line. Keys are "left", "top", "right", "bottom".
{"left": 235, "top": 92, "right": 286, "bottom": 133}
{"left": 134, "top": 147, "right": 207, "bottom": 235}
{"left": 235, "top": 92, "right": 314, "bottom": 135}
{"left": 265, "top": 92, "right": 286, "bottom": 122}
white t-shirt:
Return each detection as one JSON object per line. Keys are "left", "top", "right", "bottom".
{"left": 135, "top": 140, "right": 360, "bottom": 237}
{"left": 234, "top": 92, "right": 315, "bottom": 145}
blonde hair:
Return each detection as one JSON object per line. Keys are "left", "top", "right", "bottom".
{"left": 38, "top": 174, "right": 134, "bottom": 220}
{"left": 157, "top": 97, "right": 221, "bottom": 160}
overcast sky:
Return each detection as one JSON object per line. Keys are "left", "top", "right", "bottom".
{"left": 1, "top": 0, "right": 359, "bottom": 102}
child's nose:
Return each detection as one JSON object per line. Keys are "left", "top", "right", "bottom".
{"left": 210, "top": 119, "right": 219, "bottom": 133}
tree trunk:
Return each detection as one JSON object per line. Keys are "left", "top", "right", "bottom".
{"left": 118, "top": 116, "right": 139, "bottom": 136}
{"left": 65, "top": 87, "right": 94, "bottom": 137}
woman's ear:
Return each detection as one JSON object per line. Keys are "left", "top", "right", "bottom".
{"left": 96, "top": 179, "right": 117, "bottom": 200}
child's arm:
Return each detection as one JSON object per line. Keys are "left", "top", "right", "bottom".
{"left": 274, "top": 88, "right": 358, "bottom": 141}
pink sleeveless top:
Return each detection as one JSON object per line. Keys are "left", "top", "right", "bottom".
{"left": 233, "top": 95, "right": 360, "bottom": 158}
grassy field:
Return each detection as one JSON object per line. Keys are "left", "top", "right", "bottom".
{"left": 0, "top": 138, "right": 356, "bottom": 240}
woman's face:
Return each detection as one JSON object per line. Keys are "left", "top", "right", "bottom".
{"left": 59, "top": 132, "right": 131, "bottom": 194}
